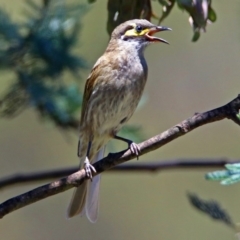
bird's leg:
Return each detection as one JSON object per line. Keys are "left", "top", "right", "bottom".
{"left": 114, "top": 135, "right": 141, "bottom": 159}
{"left": 84, "top": 141, "right": 96, "bottom": 180}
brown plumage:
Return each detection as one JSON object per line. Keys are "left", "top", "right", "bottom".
{"left": 67, "top": 19, "right": 171, "bottom": 222}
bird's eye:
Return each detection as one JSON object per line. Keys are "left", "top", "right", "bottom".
{"left": 135, "top": 25, "right": 143, "bottom": 33}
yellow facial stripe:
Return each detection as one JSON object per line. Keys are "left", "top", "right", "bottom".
{"left": 124, "top": 25, "right": 149, "bottom": 37}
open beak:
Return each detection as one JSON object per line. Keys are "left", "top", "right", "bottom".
{"left": 146, "top": 26, "right": 172, "bottom": 44}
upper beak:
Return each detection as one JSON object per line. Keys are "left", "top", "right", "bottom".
{"left": 146, "top": 26, "right": 172, "bottom": 44}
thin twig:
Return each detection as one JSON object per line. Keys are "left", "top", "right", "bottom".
{"left": 0, "top": 94, "right": 240, "bottom": 219}
{"left": 0, "top": 158, "right": 238, "bottom": 189}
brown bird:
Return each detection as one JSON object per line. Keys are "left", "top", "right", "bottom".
{"left": 67, "top": 19, "right": 171, "bottom": 222}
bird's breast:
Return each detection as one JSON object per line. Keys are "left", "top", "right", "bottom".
{"left": 83, "top": 51, "right": 148, "bottom": 137}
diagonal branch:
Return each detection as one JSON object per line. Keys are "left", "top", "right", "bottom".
{"left": 0, "top": 94, "right": 240, "bottom": 219}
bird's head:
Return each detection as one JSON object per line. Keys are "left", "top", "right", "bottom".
{"left": 111, "top": 19, "right": 171, "bottom": 49}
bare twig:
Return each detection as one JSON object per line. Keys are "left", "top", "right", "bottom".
{"left": 0, "top": 158, "right": 238, "bottom": 189}
{"left": 0, "top": 94, "right": 240, "bottom": 219}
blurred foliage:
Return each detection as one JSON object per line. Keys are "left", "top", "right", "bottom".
{"left": 176, "top": 0, "right": 216, "bottom": 41}
{"left": 206, "top": 163, "right": 240, "bottom": 185}
{"left": 119, "top": 125, "right": 145, "bottom": 143}
{"left": 0, "top": 0, "right": 86, "bottom": 129}
{"left": 187, "top": 193, "right": 234, "bottom": 228}
{"left": 105, "top": 0, "right": 216, "bottom": 41}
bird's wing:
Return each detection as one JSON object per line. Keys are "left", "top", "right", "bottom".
{"left": 80, "top": 57, "right": 108, "bottom": 125}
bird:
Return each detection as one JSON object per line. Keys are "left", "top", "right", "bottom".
{"left": 67, "top": 19, "right": 171, "bottom": 222}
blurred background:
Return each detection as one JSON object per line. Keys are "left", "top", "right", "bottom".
{"left": 0, "top": 0, "right": 240, "bottom": 239}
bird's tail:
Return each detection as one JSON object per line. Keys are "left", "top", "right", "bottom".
{"left": 67, "top": 147, "right": 105, "bottom": 222}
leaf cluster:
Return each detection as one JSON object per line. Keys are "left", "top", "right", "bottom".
{"left": 105, "top": 0, "right": 216, "bottom": 42}
{"left": 0, "top": 0, "right": 87, "bottom": 128}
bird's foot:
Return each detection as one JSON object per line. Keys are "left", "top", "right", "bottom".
{"left": 84, "top": 157, "right": 96, "bottom": 180}
{"left": 114, "top": 135, "right": 141, "bottom": 160}
{"left": 129, "top": 141, "right": 141, "bottom": 160}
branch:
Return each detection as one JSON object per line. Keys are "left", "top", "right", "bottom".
{"left": 0, "top": 159, "right": 239, "bottom": 189}
{"left": 0, "top": 94, "right": 240, "bottom": 219}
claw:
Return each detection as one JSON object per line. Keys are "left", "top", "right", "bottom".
{"left": 129, "top": 142, "right": 141, "bottom": 160}
{"left": 84, "top": 157, "right": 96, "bottom": 180}
{"left": 113, "top": 135, "right": 141, "bottom": 160}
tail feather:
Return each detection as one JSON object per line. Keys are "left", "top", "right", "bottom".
{"left": 67, "top": 146, "right": 105, "bottom": 222}
{"left": 67, "top": 181, "right": 87, "bottom": 218}
{"left": 85, "top": 147, "right": 105, "bottom": 222}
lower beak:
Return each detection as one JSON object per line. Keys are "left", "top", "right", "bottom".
{"left": 146, "top": 26, "right": 172, "bottom": 44}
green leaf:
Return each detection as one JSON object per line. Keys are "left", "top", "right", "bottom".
{"left": 206, "top": 163, "right": 240, "bottom": 186}
{"left": 187, "top": 193, "right": 234, "bottom": 227}
{"left": 158, "top": 0, "right": 175, "bottom": 24}
{"left": 236, "top": 112, "right": 240, "bottom": 120}
{"left": 225, "top": 163, "right": 240, "bottom": 170}
{"left": 205, "top": 170, "right": 231, "bottom": 181}
{"left": 208, "top": 6, "right": 217, "bottom": 22}
{"left": 192, "top": 31, "right": 200, "bottom": 42}
{"left": 221, "top": 174, "right": 240, "bottom": 185}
